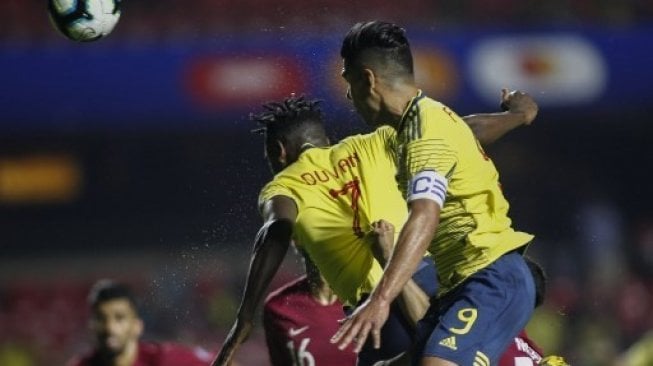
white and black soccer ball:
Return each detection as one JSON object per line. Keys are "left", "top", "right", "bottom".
{"left": 48, "top": 0, "right": 122, "bottom": 42}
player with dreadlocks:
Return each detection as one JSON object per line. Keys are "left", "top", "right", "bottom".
{"left": 213, "top": 91, "right": 538, "bottom": 366}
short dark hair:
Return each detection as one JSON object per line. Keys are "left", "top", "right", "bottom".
{"left": 88, "top": 279, "right": 139, "bottom": 315}
{"left": 524, "top": 256, "right": 547, "bottom": 308}
{"left": 252, "top": 95, "right": 328, "bottom": 163}
{"left": 340, "top": 21, "right": 414, "bottom": 78}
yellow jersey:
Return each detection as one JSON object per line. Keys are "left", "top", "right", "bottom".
{"left": 394, "top": 92, "right": 533, "bottom": 294}
{"left": 259, "top": 127, "right": 407, "bottom": 305}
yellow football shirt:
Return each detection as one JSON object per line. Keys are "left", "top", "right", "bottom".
{"left": 394, "top": 92, "right": 533, "bottom": 294}
{"left": 259, "top": 127, "right": 408, "bottom": 305}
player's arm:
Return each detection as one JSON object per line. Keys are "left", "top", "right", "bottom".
{"left": 213, "top": 195, "right": 297, "bottom": 366}
{"left": 333, "top": 199, "right": 439, "bottom": 352}
{"left": 369, "top": 220, "right": 429, "bottom": 327}
{"left": 462, "top": 89, "right": 538, "bottom": 145}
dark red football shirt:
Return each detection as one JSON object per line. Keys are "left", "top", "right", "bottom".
{"left": 499, "top": 331, "right": 544, "bottom": 366}
{"left": 264, "top": 277, "right": 544, "bottom": 366}
{"left": 263, "top": 276, "right": 356, "bottom": 366}
{"left": 67, "top": 341, "right": 213, "bottom": 366}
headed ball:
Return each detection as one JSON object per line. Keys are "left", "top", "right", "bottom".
{"left": 48, "top": 0, "right": 121, "bottom": 42}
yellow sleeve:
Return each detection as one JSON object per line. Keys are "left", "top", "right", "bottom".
{"left": 375, "top": 125, "right": 397, "bottom": 144}
{"left": 402, "top": 105, "right": 463, "bottom": 207}
{"left": 257, "top": 181, "right": 294, "bottom": 213}
{"left": 405, "top": 106, "right": 459, "bottom": 180}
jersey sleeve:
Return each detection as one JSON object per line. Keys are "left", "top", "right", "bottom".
{"left": 258, "top": 181, "right": 295, "bottom": 213}
{"left": 372, "top": 126, "right": 398, "bottom": 163}
{"left": 65, "top": 357, "right": 84, "bottom": 366}
{"left": 404, "top": 106, "right": 460, "bottom": 207}
{"left": 374, "top": 126, "right": 397, "bottom": 145}
{"left": 159, "top": 343, "right": 214, "bottom": 366}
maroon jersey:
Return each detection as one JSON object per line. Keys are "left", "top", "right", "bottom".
{"left": 499, "top": 331, "right": 544, "bottom": 366}
{"left": 67, "top": 341, "right": 213, "bottom": 366}
{"left": 263, "top": 276, "right": 356, "bottom": 366}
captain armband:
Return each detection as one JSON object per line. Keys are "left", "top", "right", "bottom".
{"left": 407, "top": 170, "right": 448, "bottom": 209}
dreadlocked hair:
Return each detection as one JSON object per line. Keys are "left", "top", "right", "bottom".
{"left": 251, "top": 95, "right": 323, "bottom": 138}
{"left": 251, "top": 95, "right": 328, "bottom": 171}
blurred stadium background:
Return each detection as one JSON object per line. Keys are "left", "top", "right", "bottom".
{"left": 1, "top": 0, "right": 653, "bottom": 365}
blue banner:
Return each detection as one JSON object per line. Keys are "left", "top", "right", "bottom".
{"left": 1, "top": 25, "right": 652, "bottom": 132}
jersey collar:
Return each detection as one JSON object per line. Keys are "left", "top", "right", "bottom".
{"left": 398, "top": 90, "right": 425, "bottom": 134}
{"left": 297, "top": 142, "right": 320, "bottom": 161}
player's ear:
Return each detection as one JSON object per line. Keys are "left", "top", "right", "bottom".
{"left": 362, "top": 68, "right": 376, "bottom": 92}
{"left": 277, "top": 140, "right": 287, "bottom": 166}
{"left": 134, "top": 317, "right": 144, "bottom": 338}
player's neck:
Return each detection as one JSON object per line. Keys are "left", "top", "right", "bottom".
{"left": 111, "top": 341, "right": 139, "bottom": 366}
{"left": 307, "top": 277, "right": 338, "bottom": 306}
{"left": 311, "top": 285, "right": 338, "bottom": 306}
{"left": 382, "top": 84, "right": 419, "bottom": 129}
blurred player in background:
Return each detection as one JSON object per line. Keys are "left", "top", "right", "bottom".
{"left": 67, "top": 279, "right": 214, "bottom": 366}
{"left": 334, "top": 20, "right": 538, "bottom": 366}
{"left": 213, "top": 89, "right": 537, "bottom": 366}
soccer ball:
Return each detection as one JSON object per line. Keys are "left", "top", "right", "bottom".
{"left": 48, "top": 0, "right": 122, "bottom": 42}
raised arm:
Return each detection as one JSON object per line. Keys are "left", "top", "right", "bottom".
{"left": 463, "top": 89, "right": 538, "bottom": 145}
{"left": 213, "top": 195, "right": 297, "bottom": 366}
{"left": 369, "top": 220, "right": 430, "bottom": 327}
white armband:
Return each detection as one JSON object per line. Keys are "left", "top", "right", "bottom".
{"left": 407, "top": 170, "right": 448, "bottom": 208}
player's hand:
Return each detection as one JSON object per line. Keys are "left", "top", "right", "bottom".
{"left": 369, "top": 220, "right": 395, "bottom": 266}
{"left": 331, "top": 296, "right": 390, "bottom": 353}
{"left": 212, "top": 320, "right": 252, "bottom": 366}
{"left": 500, "top": 89, "right": 538, "bottom": 125}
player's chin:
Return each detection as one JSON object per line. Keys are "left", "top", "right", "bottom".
{"left": 99, "top": 338, "right": 125, "bottom": 356}
{"left": 98, "top": 346, "right": 122, "bottom": 358}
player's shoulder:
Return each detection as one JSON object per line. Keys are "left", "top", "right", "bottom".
{"left": 264, "top": 276, "right": 309, "bottom": 307}
{"left": 147, "top": 341, "right": 214, "bottom": 365}
{"left": 416, "top": 94, "right": 444, "bottom": 108}
{"left": 260, "top": 177, "right": 283, "bottom": 193}
{"left": 337, "top": 126, "right": 394, "bottom": 148}
{"left": 417, "top": 96, "right": 459, "bottom": 122}
{"left": 65, "top": 355, "right": 89, "bottom": 366}
{"left": 334, "top": 127, "right": 396, "bottom": 165}
{"left": 258, "top": 176, "right": 294, "bottom": 204}
{"left": 65, "top": 349, "right": 98, "bottom": 366}
{"left": 410, "top": 95, "right": 470, "bottom": 143}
